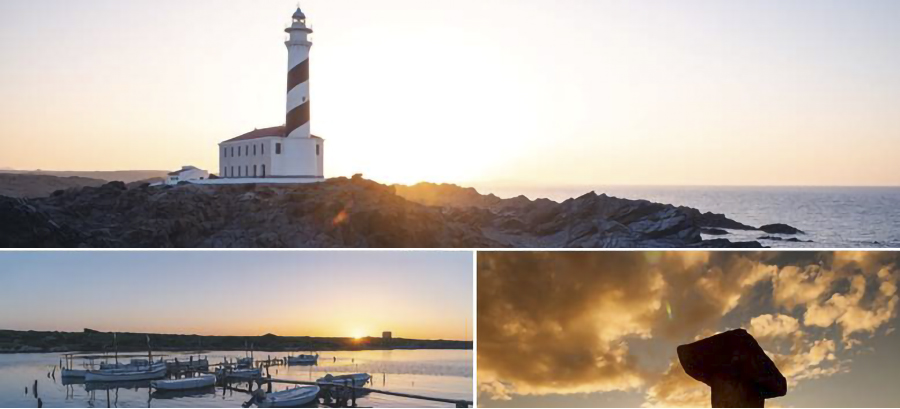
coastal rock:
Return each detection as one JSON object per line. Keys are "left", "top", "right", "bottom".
{"left": 702, "top": 228, "right": 730, "bottom": 235}
{"left": 0, "top": 177, "right": 782, "bottom": 248}
{"left": 759, "top": 223, "right": 804, "bottom": 235}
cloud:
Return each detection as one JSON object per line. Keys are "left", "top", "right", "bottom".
{"left": 748, "top": 314, "right": 800, "bottom": 339}
{"left": 477, "top": 252, "right": 662, "bottom": 397}
{"left": 476, "top": 251, "right": 900, "bottom": 406}
{"left": 802, "top": 270, "right": 899, "bottom": 340}
{"left": 643, "top": 361, "right": 709, "bottom": 408}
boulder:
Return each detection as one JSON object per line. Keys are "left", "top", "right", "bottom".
{"left": 759, "top": 223, "right": 803, "bottom": 235}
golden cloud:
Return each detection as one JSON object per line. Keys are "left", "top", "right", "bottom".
{"left": 477, "top": 251, "right": 900, "bottom": 407}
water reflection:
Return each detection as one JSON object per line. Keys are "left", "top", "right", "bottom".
{"left": 0, "top": 350, "right": 472, "bottom": 408}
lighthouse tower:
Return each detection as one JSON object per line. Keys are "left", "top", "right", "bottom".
{"left": 285, "top": 8, "right": 313, "bottom": 139}
{"left": 216, "top": 7, "right": 324, "bottom": 182}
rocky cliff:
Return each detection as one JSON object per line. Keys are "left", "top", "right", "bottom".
{"left": 0, "top": 176, "right": 787, "bottom": 248}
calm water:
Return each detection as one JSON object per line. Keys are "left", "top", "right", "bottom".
{"left": 482, "top": 185, "right": 900, "bottom": 248}
{"left": 0, "top": 350, "right": 472, "bottom": 408}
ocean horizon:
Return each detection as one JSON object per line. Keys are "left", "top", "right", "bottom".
{"left": 474, "top": 184, "right": 900, "bottom": 248}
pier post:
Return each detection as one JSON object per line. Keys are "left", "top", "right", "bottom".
{"left": 33, "top": 380, "right": 37, "bottom": 398}
{"left": 267, "top": 374, "right": 272, "bottom": 393}
{"left": 37, "top": 398, "right": 42, "bottom": 408}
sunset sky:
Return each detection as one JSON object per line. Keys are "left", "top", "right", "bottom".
{"left": 0, "top": 251, "right": 472, "bottom": 340}
{"left": 1, "top": 0, "right": 899, "bottom": 187}
{"left": 477, "top": 251, "right": 900, "bottom": 407}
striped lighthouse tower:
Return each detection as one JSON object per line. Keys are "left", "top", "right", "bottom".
{"left": 285, "top": 8, "right": 313, "bottom": 139}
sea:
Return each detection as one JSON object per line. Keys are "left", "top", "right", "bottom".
{"left": 478, "top": 185, "right": 900, "bottom": 248}
{"left": 0, "top": 350, "right": 472, "bottom": 408}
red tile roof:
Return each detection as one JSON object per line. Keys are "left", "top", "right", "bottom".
{"left": 221, "top": 126, "right": 323, "bottom": 143}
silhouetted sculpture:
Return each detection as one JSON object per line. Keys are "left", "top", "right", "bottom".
{"left": 677, "top": 329, "right": 786, "bottom": 408}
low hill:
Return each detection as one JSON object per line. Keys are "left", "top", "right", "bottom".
{"left": 2, "top": 170, "right": 169, "bottom": 183}
{"left": 0, "top": 173, "right": 107, "bottom": 198}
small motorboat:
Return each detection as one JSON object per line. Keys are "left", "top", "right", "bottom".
{"left": 151, "top": 374, "right": 217, "bottom": 391}
{"left": 286, "top": 354, "right": 318, "bottom": 365}
{"left": 316, "top": 373, "right": 371, "bottom": 387}
{"left": 85, "top": 364, "right": 168, "bottom": 382}
{"left": 257, "top": 385, "right": 320, "bottom": 408}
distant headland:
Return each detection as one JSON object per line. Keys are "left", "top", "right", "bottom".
{"left": 0, "top": 329, "right": 471, "bottom": 354}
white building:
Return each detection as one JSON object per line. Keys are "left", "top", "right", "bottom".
{"left": 166, "top": 165, "right": 209, "bottom": 185}
{"left": 218, "top": 8, "right": 324, "bottom": 182}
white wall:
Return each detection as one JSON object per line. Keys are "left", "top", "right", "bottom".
{"left": 166, "top": 168, "right": 209, "bottom": 185}
{"left": 220, "top": 136, "right": 323, "bottom": 178}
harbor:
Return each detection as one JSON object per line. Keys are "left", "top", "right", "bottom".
{"left": 0, "top": 350, "right": 473, "bottom": 408}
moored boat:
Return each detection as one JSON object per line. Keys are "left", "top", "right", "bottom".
{"left": 61, "top": 368, "right": 88, "bottom": 378}
{"left": 151, "top": 374, "right": 217, "bottom": 391}
{"left": 257, "top": 385, "right": 320, "bottom": 408}
{"left": 221, "top": 367, "right": 262, "bottom": 380}
{"left": 85, "top": 364, "right": 168, "bottom": 382}
{"left": 316, "top": 373, "right": 371, "bottom": 387}
{"left": 286, "top": 354, "right": 318, "bottom": 365}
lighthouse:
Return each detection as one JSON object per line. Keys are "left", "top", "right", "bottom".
{"left": 285, "top": 8, "right": 313, "bottom": 139}
{"left": 217, "top": 7, "right": 324, "bottom": 182}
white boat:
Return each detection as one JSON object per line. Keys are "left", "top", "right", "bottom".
{"left": 258, "top": 385, "right": 320, "bottom": 408}
{"left": 85, "top": 364, "right": 168, "bottom": 382}
{"left": 316, "top": 373, "right": 371, "bottom": 387}
{"left": 100, "top": 358, "right": 160, "bottom": 370}
{"left": 286, "top": 354, "right": 318, "bottom": 365}
{"left": 151, "top": 374, "right": 217, "bottom": 391}
{"left": 222, "top": 367, "right": 262, "bottom": 379}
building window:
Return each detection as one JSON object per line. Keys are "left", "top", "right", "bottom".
{"left": 224, "top": 168, "right": 227, "bottom": 177}
{"left": 238, "top": 146, "right": 241, "bottom": 157}
{"left": 231, "top": 147, "right": 234, "bottom": 157}
{"left": 316, "top": 144, "right": 319, "bottom": 156}
{"left": 253, "top": 165, "right": 257, "bottom": 177}
{"left": 245, "top": 165, "right": 248, "bottom": 177}
{"left": 237, "top": 167, "right": 241, "bottom": 177}
{"left": 276, "top": 143, "right": 282, "bottom": 154}
{"left": 245, "top": 146, "right": 249, "bottom": 156}
{"left": 261, "top": 144, "right": 265, "bottom": 155}
{"left": 262, "top": 164, "right": 266, "bottom": 177}
{"left": 253, "top": 145, "right": 257, "bottom": 156}
{"left": 231, "top": 167, "right": 234, "bottom": 178}
{"left": 223, "top": 147, "right": 227, "bottom": 158}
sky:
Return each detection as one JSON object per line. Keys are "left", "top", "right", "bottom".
{"left": 477, "top": 251, "right": 900, "bottom": 407}
{"left": 1, "top": 0, "right": 899, "bottom": 188}
{"left": 0, "top": 251, "right": 473, "bottom": 340}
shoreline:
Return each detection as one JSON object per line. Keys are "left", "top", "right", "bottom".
{"left": 0, "top": 329, "right": 472, "bottom": 354}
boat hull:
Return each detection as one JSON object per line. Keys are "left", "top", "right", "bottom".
{"left": 61, "top": 369, "right": 88, "bottom": 378}
{"left": 259, "top": 385, "right": 320, "bottom": 408}
{"left": 316, "top": 373, "right": 371, "bottom": 387}
{"left": 85, "top": 365, "right": 168, "bottom": 382}
{"left": 151, "top": 374, "right": 217, "bottom": 391}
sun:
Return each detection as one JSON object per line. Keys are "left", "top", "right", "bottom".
{"left": 351, "top": 330, "right": 365, "bottom": 340}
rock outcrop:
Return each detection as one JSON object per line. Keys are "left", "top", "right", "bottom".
{"left": 759, "top": 223, "right": 804, "bottom": 235}
{"left": 678, "top": 329, "right": 787, "bottom": 408}
{"left": 0, "top": 177, "right": 798, "bottom": 248}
